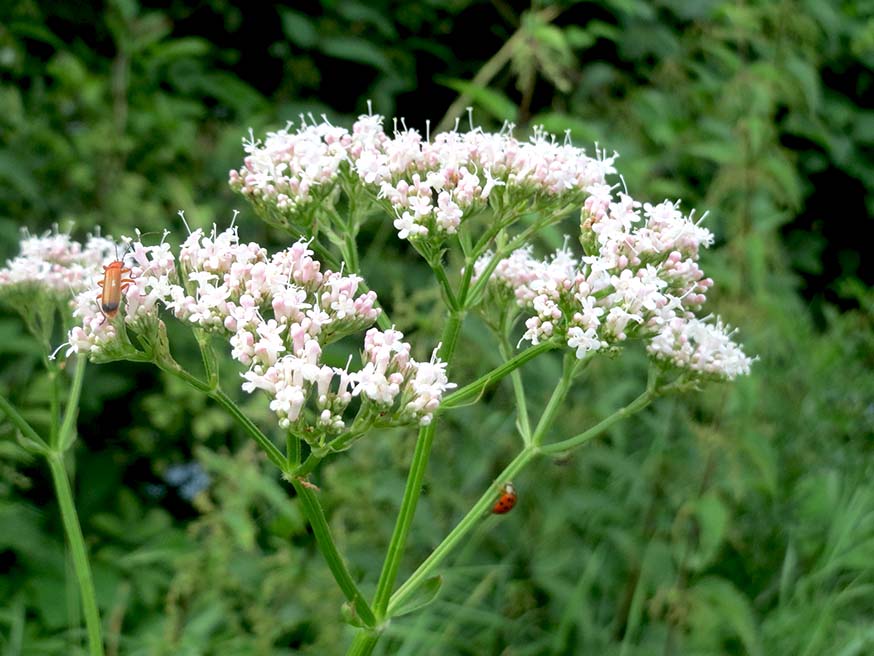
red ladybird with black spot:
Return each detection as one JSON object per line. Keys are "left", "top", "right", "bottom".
{"left": 492, "top": 482, "right": 517, "bottom": 514}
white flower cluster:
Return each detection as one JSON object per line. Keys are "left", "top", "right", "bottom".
{"left": 66, "top": 233, "right": 177, "bottom": 357}
{"left": 475, "top": 189, "right": 752, "bottom": 381}
{"left": 230, "top": 113, "right": 617, "bottom": 241}
{"left": 64, "top": 225, "right": 454, "bottom": 433}
{"left": 228, "top": 120, "right": 353, "bottom": 216}
{"left": 649, "top": 317, "right": 752, "bottom": 381}
{"left": 0, "top": 228, "right": 117, "bottom": 300}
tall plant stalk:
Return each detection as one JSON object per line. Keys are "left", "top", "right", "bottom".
{"left": 0, "top": 358, "right": 105, "bottom": 656}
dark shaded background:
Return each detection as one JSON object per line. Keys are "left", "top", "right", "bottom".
{"left": 2, "top": 1, "right": 874, "bottom": 654}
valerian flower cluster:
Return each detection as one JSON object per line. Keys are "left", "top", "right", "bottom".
{"left": 472, "top": 193, "right": 751, "bottom": 380}
{"left": 3, "top": 227, "right": 453, "bottom": 439}
{"left": 0, "top": 228, "right": 120, "bottom": 341}
{"left": 229, "top": 112, "right": 616, "bottom": 242}
{"left": 2, "top": 113, "right": 753, "bottom": 443}
{"left": 0, "top": 228, "right": 116, "bottom": 302}
{"left": 232, "top": 112, "right": 752, "bottom": 382}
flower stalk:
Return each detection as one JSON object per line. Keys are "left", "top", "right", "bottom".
{"left": 2, "top": 109, "right": 753, "bottom": 656}
{"left": 292, "top": 479, "right": 377, "bottom": 628}
{"left": 387, "top": 445, "right": 538, "bottom": 616}
{"left": 0, "top": 358, "right": 104, "bottom": 656}
{"left": 498, "top": 331, "right": 531, "bottom": 443}
{"left": 370, "top": 307, "right": 466, "bottom": 619}
{"left": 387, "top": 381, "right": 658, "bottom": 617}
{"left": 531, "top": 350, "right": 583, "bottom": 446}
{"left": 47, "top": 452, "right": 105, "bottom": 656}
{"left": 440, "top": 341, "right": 555, "bottom": 409}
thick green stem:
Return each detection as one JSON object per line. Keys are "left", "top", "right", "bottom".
{"left": 438, "top": 310, "right": 465, "bottom": 361}
{"left": 156, "top": 357, "right": 212, "bottom": 393}
{"left": 207, "top": 388, "right": 287, "bottom": 471}
{"left": 541, "top": 390, "right": 655, "bottom": 455}
{"left": 291, "top": 479, "right": 377, "bottom": 627}
{"left": 47, "top": 453, "right": 105, "bottom": 656}
{"left": 430, "top": 261, "right": 459, "bottom": 311}
{"left": 202, "top": 387, "right": 377, "bottom": 628}
{"left": 342, "top": 231, "right": 361, "bottom": 273}
{"left": 498, "top": 335, "right": 531, "bottom": 443}
{"left": 346, "top": 631, "right": 380, "bottom": 656}
{"left": 194, "top": 329, "right": 219, "bottom": 388}
{"left": 49, "top": 366, "right": 61, "bottom": 447}
{"left": 338, "top": 223, "right": 392, "bottom": 331}
{"left": 455, "top": 262, "right": 476, "bottom": 309}
{"left": 388, "top": 385, "right": 657, "bottom": 615}
{"left": 58, "top": 357, "right": 87, "bottom": 451}
{"left": 464, "top": 241, "right": 510, "bottom": 308}
{"left": 370, "top": 309, "right": 466, "bottom": 618}
{"left": 370, "top": 422, "right": 437, "bottom": 618}
{"left": 162, "top": 361, "right": 377, "bottom": 630}
{"left": 294, "top": 452, "right": 323, "bottom": 477}
{"left": 0, "top": 392, "right": 49, "bottom": 451}
{"left": 388, "top": 446, "right": 538, "bottom": 615}
{"left": 286, "top": 433, "right": 301, "bottom": 468}
{"left": 531, "top": 351, "right": 579, "bottom": 446}
{"left": 440, "top": 341, "right": 555, "bottom": 410}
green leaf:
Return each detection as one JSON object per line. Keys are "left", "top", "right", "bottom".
{"left": 319, "top": 36, "right": 392, "bottom": 73}
{"left": 737, "top": 430, "right": 778, "bottom": 496}
{"left": 146, "top": 37, "right": 211, "bottom": 69}
{"left": 335, "top": 2, "right": 398, "bottom": 39}
{"left": 682, "top": 491, "right": 729, "bottom": 572}
{"left": 686, "top": 140, "right": 739, "bottom": 165}
{"left": 587, "top": 20, "right": 620, "bottom": 42}
{"left": 564, "top": 26, "right": 596, "bottom": 50}
{"left": 391, "top": 576, "right": 443, "bottom": 618}
{"left": 129, "top": 13, "right": 173, "bottom": 54}
{"left": 530, "top": 23, "right": 570, "bottom": 55}
{"left": 280, "top": 8, "right": 319, "bottom": 49}
{"left": 779, "top": 540, "right": 798, "bottom": 605}
{"left": 7, "top": 21, "right": 66, "bottom": 51}
{"left": 760, "top": 154, "right": 803, "bottom": 209}
{"left": 689, "top": 577, "right": 762, "bottom": 656}
{"left": 785, "top": 55, "right": 821, "bottom": 113}
{"left": 438, "top": 78, "right": 517, "bottom": 123}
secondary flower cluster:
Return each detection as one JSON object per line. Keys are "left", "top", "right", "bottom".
{"left": 0, "top": 228, "right": 117, "bottom": 301}
{"left": 229, "top": 113, "right": 617, "bottom": 242}
{"left": 66, "top": 233, "right": 176, "bottom": 357}
{"left": 62, "top": 225, "right": 454, "bottom": 435}
{"left": 474, "top": 190, "right": 752, "bottom": 381}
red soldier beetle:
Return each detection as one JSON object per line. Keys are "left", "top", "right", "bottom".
{"left": 96, "top": 244, "right": 135, "bottom": 323}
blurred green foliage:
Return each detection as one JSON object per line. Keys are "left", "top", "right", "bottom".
{"left": 2, "top": 0, "right": 873, "bottom": 654}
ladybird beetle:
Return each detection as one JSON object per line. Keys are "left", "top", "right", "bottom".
{"left": 492, "top": 482, "right": 517, "bottom": 514}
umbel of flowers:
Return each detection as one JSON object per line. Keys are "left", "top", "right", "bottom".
{"left": 56, "top": 224, "right": 454, "bottom": 446}
{"left": 472, "top": 192, "right": 751, "bottom": 381}
{"left": 0, "top": 228, "right": 118, "bottom": 298}
{"left": 1, "top": 112, "right": 756, "bottom": 656}
{"left": 229, "top": 111, "right": 617, "bottom": 247}
{"left": 231, "top": 113, "right": 752, "bottom": 383}
{"left": 0, "top": 227, "right": 120, "bottom": 343}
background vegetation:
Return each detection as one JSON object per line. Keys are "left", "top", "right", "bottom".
{"left": 2, "top": 0, "right": 873, "bottom": 654}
